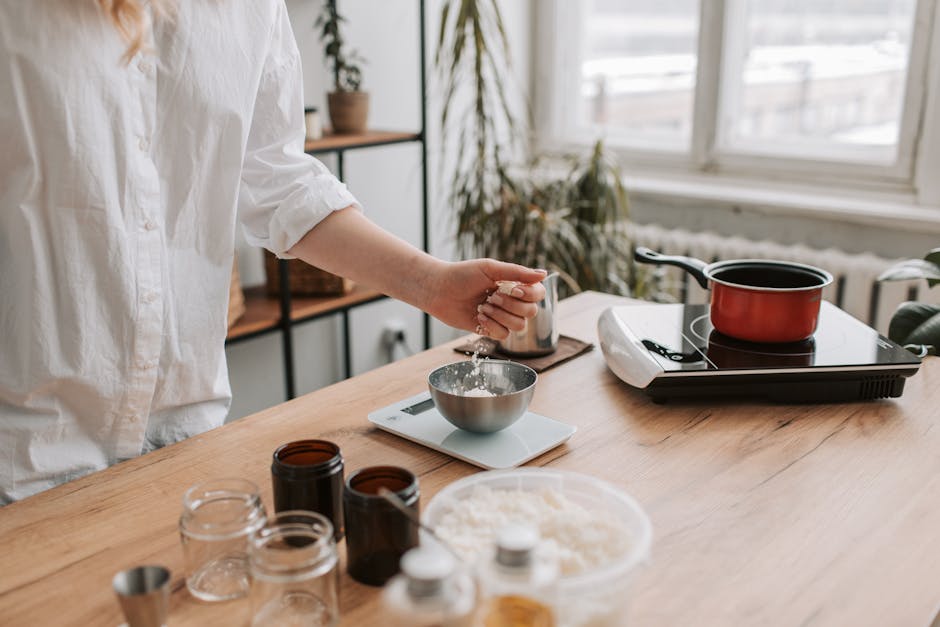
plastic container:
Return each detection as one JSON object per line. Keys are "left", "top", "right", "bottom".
{"left": 423, "top": 468, "right": 652, "bottom": 627}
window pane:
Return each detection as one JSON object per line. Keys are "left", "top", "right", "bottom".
{"left": 721, "top": 0, "right": 916, "bottom": 161}
{"left": 579, "top": 0, "right": 700, "bottom": 149}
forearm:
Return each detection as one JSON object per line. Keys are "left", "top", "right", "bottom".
{"left": 287, "top": 207, "right": 445, "bottom": 310}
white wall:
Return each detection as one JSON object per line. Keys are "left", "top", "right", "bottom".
{"left": 226, "top": 0, "right": 533, "bottom": 421}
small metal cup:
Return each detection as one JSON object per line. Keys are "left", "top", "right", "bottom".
{"left": 498, "top": 272, "right": 559, "bottom": 356}
{"left": 113, "top": 565, "right": 170, "bottom": 627}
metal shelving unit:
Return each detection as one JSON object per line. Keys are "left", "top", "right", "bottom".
{"left": 226, "top": 1, "right": 430, "bottom": 401}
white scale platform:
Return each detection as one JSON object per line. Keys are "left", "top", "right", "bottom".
{"left": 368, "top": 391, "right": 576, "bottom": 470}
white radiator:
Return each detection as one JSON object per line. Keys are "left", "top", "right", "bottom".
{"left": 630, "top": 223, "right": 916, "bottom": 333}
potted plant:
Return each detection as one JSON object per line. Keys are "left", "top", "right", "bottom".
{"left": 878, "top": 247, "right": 940, "bottom": 356}
{"left": 436, "top": 0, "right": 661, "bottom": 299}
{"left": 317, "top": 0, "right": 367, "bottom": 134}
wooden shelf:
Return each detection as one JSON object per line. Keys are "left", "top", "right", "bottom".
{"left": 304, "top": 130, "right": 421, "bottom": 153}
{"left": 227, "top": 285, "right": 387, "bottom": 342}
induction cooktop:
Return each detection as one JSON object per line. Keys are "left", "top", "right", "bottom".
{"left": 597, "top": 301, "right": 921, "bottom": 402}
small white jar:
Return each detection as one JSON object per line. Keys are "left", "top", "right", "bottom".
{"left": 381, "top": 546, "right": 476, "bottom": 627}
{"left": 304, "top": 107, "right": 323, "bottom": 141}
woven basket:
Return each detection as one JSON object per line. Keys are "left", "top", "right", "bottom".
{"left": 228, "top": 259, "right": 246, "bottom": 329}
{"left": 263, "top": 250, "right": 353, "bottom": 296}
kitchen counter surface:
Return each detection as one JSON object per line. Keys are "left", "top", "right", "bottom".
{"left": 1, "top": 292, "right": 938, "bottom": 626}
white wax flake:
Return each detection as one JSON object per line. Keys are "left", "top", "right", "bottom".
{"left": 434, "top": 485, "right": 632, "bottom": 577}
{"left": 460, "top": 387, "right": 497, "bottom": 397}
{"left": 496, "top": 281, "right": 519, "bottom": 295}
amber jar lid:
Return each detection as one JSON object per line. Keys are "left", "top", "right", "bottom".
{"left": 272, "top": 439, "right": 343, "bottom": 481}
{"left": 344, "top": 465, "right": 418, "bottom": 508}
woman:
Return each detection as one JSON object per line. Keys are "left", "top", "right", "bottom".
{"left": 0, "top": 0, "right": 546, "bottom": 502}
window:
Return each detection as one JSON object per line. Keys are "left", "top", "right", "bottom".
{"left": 720, "top": 0, "right": 916, "bottom": 164}
{"left": 576, "top": 0, "right": 700, "bottom": 151}
{"left": 537, "top": 0, "right": 940, "bottom": 200}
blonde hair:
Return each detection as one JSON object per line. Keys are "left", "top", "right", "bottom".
{"left": 97, "top": 0, "right": 174, "bottom": 62}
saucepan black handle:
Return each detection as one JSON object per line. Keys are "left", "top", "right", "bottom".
{"left": 634, "top": 247, "right": 710, "bottom": 290}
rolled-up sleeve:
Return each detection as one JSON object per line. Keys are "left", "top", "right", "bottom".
{"left": 238, "top": 3, "right": 359, "bottom": 258}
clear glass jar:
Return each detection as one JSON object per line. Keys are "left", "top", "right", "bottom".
{"left": 249, "top": 511, "right": 339, "bottom": 627}
{"left": 381, "top": 546, "right": 476, "bottom": 627}
{"left": 179, "top": 478, "right": 267, "bottom": 602}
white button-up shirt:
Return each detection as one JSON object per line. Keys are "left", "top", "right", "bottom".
{"left": 0, "top": 1, "right": 358, "bottom": 502}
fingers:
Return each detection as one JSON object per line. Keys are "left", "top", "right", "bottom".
{"left": 464, "top": 259, "right": 549, "bottom": 339}
{"left": 485, "top": 260, "right": 548, "bottom": 287}
{"left": 478, "top": 302, "right": 526, "bottom": 334}
{"left": 492, "top": 279, "right": 545, "bottom": 303}
{"left": 501, "top": 281, "right": 546, "bottom": 303}
{"left": 485, "top": 292, "right": 538, "bottom": 319}
{"left": 476, "top": 310, "right": 510, "bottom": 340}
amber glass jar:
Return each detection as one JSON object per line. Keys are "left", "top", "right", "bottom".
{"left": 271, "top": 440, "right": 344, "bottom": 540}
{"left": 343, "top": 466, "right": 420, "bottom": 586}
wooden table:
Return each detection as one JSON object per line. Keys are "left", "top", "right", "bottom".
{"left": 2, "top": 292, "right": 939, "bottom": 626}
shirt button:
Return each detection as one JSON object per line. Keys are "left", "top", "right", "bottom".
{"left": 143, "top": 219, "right": 158, "bottom": 231}
{"left": 138, "top": 136, "right": 151, "bottom": 152}
{"left": 138, "top": 60, "right": 154, "bottom": 77}
{"left": 143, "top": 291, "right": 159, "bottom": 304}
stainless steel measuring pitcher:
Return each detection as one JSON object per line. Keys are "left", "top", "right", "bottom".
{"left": 498, "top": 272, "right": 559, "bottom": 357}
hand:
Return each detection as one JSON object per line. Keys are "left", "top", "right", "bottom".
{"left": 426, "top": 259, "right": 548, "bottom": 339}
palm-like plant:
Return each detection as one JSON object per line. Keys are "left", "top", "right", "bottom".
{"left": 436, "top": 0, "right": 655, "bottom": 298}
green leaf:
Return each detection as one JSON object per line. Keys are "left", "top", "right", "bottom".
{"left": 877, "top": 258, "right": 940, "bottom": 284}
{"left": 925, "top": 248, "right": 940, "bottom": 287}
{"left": 887, "top": 302, "right": 940, "bottom": 352}
{"left": 315, "top": 0, "right": 364, "bottom": 92}
{"left": 436, "top": 2, "right": 451, "bottom": 67}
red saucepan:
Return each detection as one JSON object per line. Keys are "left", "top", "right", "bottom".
{"left": 635, "top": 247, "right": 834, "bottom": 343}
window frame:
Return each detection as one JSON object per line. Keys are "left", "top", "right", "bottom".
{"left": 534, "top": 0, "right": 940, "bottom": 207}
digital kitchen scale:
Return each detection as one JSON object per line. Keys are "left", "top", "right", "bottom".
{"left": 368, "top": 391, "right": 576, "bottom": 469}
{"left": 598, "top": 301, "right": 922, "bottom": 403}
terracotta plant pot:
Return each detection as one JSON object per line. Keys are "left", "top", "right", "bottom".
{"left": 327, "top": 91, "right": 369, "bottom": 134}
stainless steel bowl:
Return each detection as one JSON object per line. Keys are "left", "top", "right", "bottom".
{"left": 428, "top": 360, "right": 537, "bottom": 433}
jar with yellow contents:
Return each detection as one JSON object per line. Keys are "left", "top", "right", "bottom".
{"left": 477, "top": 525, "right": 559, "bottom": 627}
